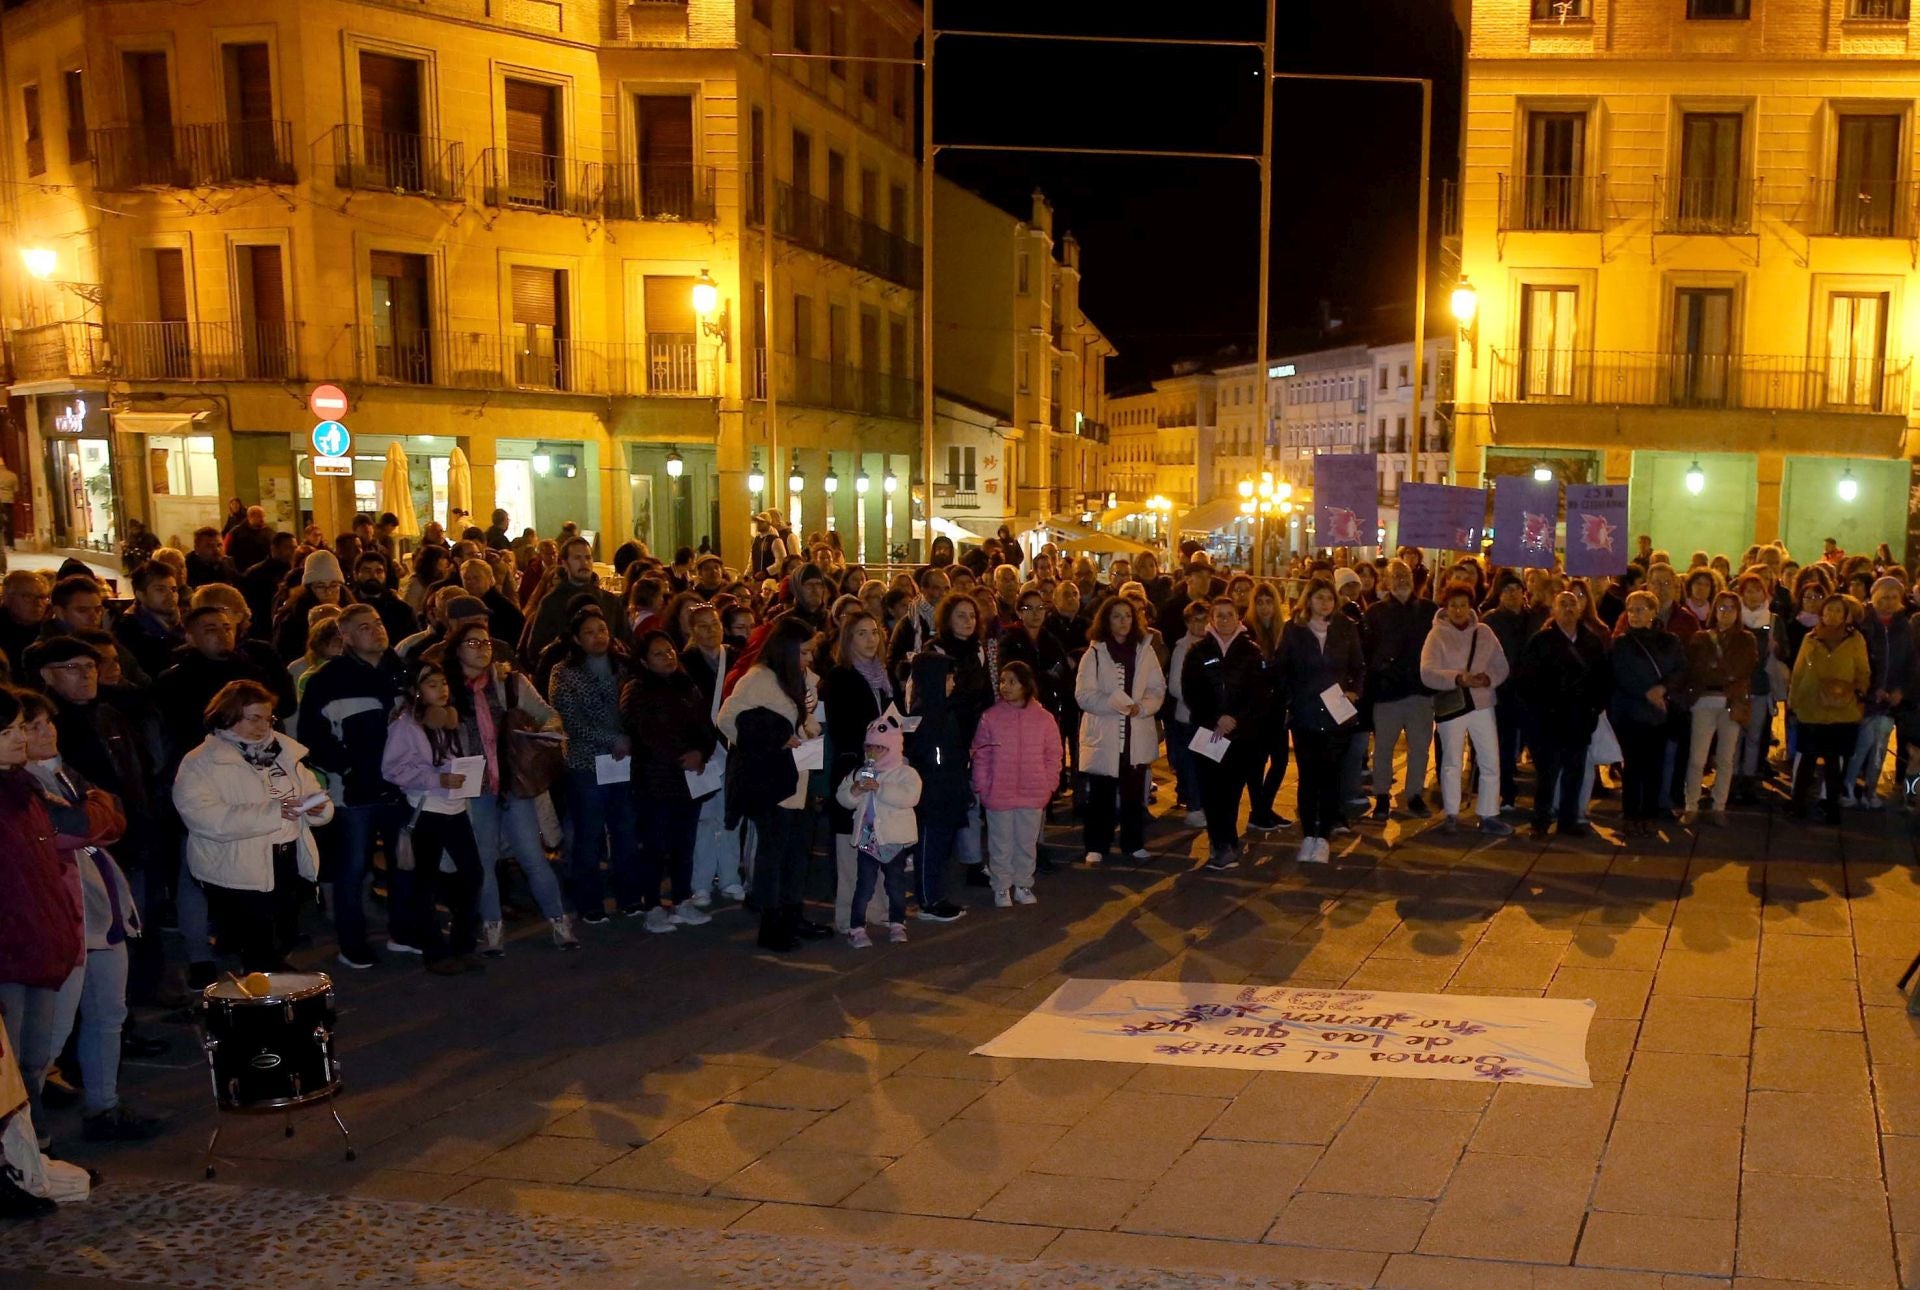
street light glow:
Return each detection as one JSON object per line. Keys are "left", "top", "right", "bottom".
{"left": 1450, "top": 278, "right": 1477, "bottom": 326}
{"left": 1533, "top": 465, "right": 1553, "bottom": 483}
{"left": 665, "top": 447, "right": 684, "bottom": 479}
{"left": 1684, "top": 460, "right": 1706, "bottom": 495}
{"left": 856, "top": 469, "right": 870, "bottom": 494}
{"left": 20, "top": 247, "right": 56, "bottom": 280}
{"left": 1838, "top": 469, "right": 1859, "bottom": 503}
{"left": 691, "top": 269, "right": 719, "bottom": 319}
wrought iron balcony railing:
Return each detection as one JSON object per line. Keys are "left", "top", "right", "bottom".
{"left": 1498, "top": 173, "right": 1607, "bottom": 232}
{"left": 1491, "top": 348, "right": 1910, "bottom": 415}
{"left": 599, "top": 162, "right": 716, "bottom": 222}
{"left": 479, "top": 148, "right": 596, "bottom": 216}
{"left": 91, "top": 120, "right": 294, "bottom": 190}
{"left": 1796, "top": 177, "right": 1918, "bottom": 238}
{"left": 754, "top": 350, "right": 919, "bottom": 419}
{"left": 747, "top": 171, "right": 921, "bottom": 290}
{"left": 106, "top": 320, "right": 301, "bottom": 382}
{"left": 330, "top": 125, "right": 466, "bottom": 201}
{"left": 356, "top": 328, "right": 716, "bottom": 397}
{"left": 1658, "top": 174, "right": 1758, "bottom": 234}
{"left": 9, "top": 321, "right": 104, "bottom": 382}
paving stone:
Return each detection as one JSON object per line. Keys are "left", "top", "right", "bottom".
{"left": 840, "top": 1118, "right": 1070, "bottom": 1217}
{"left": 1654, "top": 946, "right": 1759, "bottom": 1000}
{"left": 1871, "top": 1060, "right": 1920, "bottom": 1136}
{"left": 1451, "top": 940, "right": 1567, "bottom": 991}
{"left": 955, "top": 1059, "right": 1134, "bottom": 1126}
{"left": 1742, "top": 1091, "right": 1881, "bottom": 1180}
{"left": 1122, "top": 1064, "right": 1258, "bottom": 1098}
{"left": 1578, "top": 1211, "right": 1736, "bottom": 1278}
{"left": 1594, "top": 1118, "right": 1744, "bottom": 1220}
{"left": 350, "top": 1169, "right": 476, "bottom": 1203}
{"left": 1863, "top": 1005, "right": 1920, "bottom": 1070}
{"left": 785, "top": 1073, "right": 988, "bottom": 1156}
{"left": 461, "top": 1135, "right": 629, "bottom": 1184}
{"left": 449, "top": 1177, "right": 756, "bottom": 1228}
{"left": 1736, "top": 1172, "right": 1898, "bottom": 1285}
{"left": 1120, "top": 1139, "right": 1320, "bottom": 1240}
{"left": 578, "top": 1103, "right": 820, "bottom": 1195}
{"left": 1549, "top": 964, "right": 1656, "bottom": 1020}
{"left": 1471, "top": 1080, "right": 1620, "bottom": 1161}
{"left": 1041, "top": 1227, "right": 1389, "bottom": 1287}
{"left": 1881, "top": 1135, "right": 1920, "bottom": 1234}
{"left": 710, "top": 1147, "right": 894, "bottom": 1205}
{"left": 1754, "top": 974, "right": 1864, "bottom": 1032}
{"left": 1304, "top": 1105, "right": 1479, "bottom": 1199}
{"left": 1750, "top": 1028, "right": 1870, "bottom": 1096}
{"left": 1029, "top": 1089, "right": 1231, "bottom": 1182}
{"left": 732, "top": 1199, "right": 1063, "bottom": 1260}
{"left": 1416, "top": 1150, "right": 1593, "bottom": 1264}
{"left": 1638, "top": 995, "right": 1755, "bottom": 1057}
{"left": 1205, "top": 1069, "right": 1370, "bottom": 1144}
{"left": 1265, "top": 1191, "right": 1433, "bottom": 1253}
{"left": 1617, "top": 1052, "right": 1750, "bottom": 1126}
{"left": 1758, "top": 932, "right": 1858, "bottom": 981}
{"left": 975, "top": 1170, "right": 1151, "bottom": 1230}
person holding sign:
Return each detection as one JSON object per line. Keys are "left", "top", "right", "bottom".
{"left": 1180, "top": 598, "right": 1267, "bottom": 871}
{"left": 1420, "top": 585, "right": 1513, "bottom": 837}
{"left": 379, "top": 663, "right": 484, "bottom": 974}
{"left": 1277, "top": 579, "right": 1364, "bottom": 864}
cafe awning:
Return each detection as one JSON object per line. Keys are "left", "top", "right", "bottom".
{"left": 1176, "top": 498, "right": 1247, "bottom": 534}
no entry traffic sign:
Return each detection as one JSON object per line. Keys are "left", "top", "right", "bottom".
{"left": 308, "top": 384, "right": 349, "bottom": 419}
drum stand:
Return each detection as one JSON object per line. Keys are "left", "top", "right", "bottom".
{"left": 202, "top": 1085, "right": 354, "bottom": 1179}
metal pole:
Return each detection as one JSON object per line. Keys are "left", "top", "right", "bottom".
{"left": 1409, "top": 79, "right": 1433, "bottom": 490}
{"left": 762, "top": 53, "right": 780, "bottom": 527}
{"left": 919, "top": 7, "right": 936, "bottom": 561}
{"left": 1256, "top": 0, "right": 1275, "bottom": 580}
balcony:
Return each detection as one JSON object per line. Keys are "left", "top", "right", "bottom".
{"left": 330, "top": 125, "right": 466, "bottom": 201}
{"left": 9, "top": 321, "right": 104, "bottom": 382}
{"left": 91, "top": 120, "right": 294, "bottom": 190}
{"left": 106, "top": 320, "right": 301, "bottom": 382}
{"left": 1658, "top": 174, "right": 1756, "bottom": 235}
{"left": 1796, "top": 178, "right": 1917, "bottom": 238}
{"left": 1498, "top": 173, "right": 1606, "bottom": 232}
{"left": 1079, "top": 418, "right": 1110, "bottom": 444}
{"left": 757, "top": 350, "right": 919, "bottom": 419}
{"left": 600, "top": 162, "right": 716, "bottom": 222}
{"left": 749, "top": 172, "right": 921, "bottom": 290}
{"left": 358, "top": 328, "right": 717, "bottom": 397}
{"left": 1491, "top": 349, "right": 1910, "bottom": 415}
{"left": 479, "top": 148, "right": 596, "bottom": 216}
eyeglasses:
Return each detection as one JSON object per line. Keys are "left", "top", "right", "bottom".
{"left": 1020, "top": 603, "right": 1047, "bottom": 613}
{"left": 460, "top": 639, "right": 494, "bottom": 652}
{"left": 45, "top": 660, "right": 98, "bottom": 674}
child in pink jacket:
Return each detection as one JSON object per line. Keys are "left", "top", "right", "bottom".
{"left": 970, "top": 661, "right": 1066, "bottom": 907}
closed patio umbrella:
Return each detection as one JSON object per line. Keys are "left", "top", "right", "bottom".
{"left": 447, "top": 446, "right": 473, "bottom": 533}
{"left": 381, "top": 443, "right": 419, "bottom": 538}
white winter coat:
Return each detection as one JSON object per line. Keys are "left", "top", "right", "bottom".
{"left": 173, "top": 732, "right": 334, "bottom": 892}
{"left": 1074, "top": 639, "right": 1166, "bottom": 778}
{"left": 834, "top": 762, "right": 922, "bottom": 848}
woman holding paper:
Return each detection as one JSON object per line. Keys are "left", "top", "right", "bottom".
{"left": 380, "top": 663, "right": 485, "bottom": 973}
{"left": 1419, "top": 584, "right": 1513, "bottom": 837}
{"left": 1075, "top": 594, "right": 1167, "bottom": 865}
{"left": 173, "top": 679, "right": 333, "bottom": 972}
{"left": 1181, "top": 598, "right": 1267, "bottom": 871}
{"left": 549, "top": 606, "right": 643, "bottom": 926}
{"left": 624, "top": 630, "right": 720, "bottom": 932}
{"left": 441, "top": 619, "right": 579, "bottom": 954}
{"left": 1278, "top": 578, "right": 1364, "bottom": 864}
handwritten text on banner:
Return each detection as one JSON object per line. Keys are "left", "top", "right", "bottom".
{"left": 974, "top": 979, "right": 1595, "bottom": 1088}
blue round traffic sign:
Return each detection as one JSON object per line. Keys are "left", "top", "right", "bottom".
{"left": 311, "top": 421, "right": 351, "bottom": 457}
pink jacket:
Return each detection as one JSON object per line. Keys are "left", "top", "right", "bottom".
{"left": 970, "top": 698, "right": 1065, "bottom": 811}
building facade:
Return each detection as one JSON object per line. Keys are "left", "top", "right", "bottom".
{"left": 1451, "top": 0, "right": 1920, "bottom": 560}
{"left": 0, "top": 0, "right": 924, "bottom": 567}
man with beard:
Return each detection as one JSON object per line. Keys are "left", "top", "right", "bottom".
{"left": 521, "top": 535, "right": 627, "bottom": 660}
{"left": 352, "top": 551, "right": 419, "bottom": 642}
{"left": 224, "top": 505, "right": 274, "bottom": 571}
{"left": 237, "top": 530, "right": 298, "bottom": 641}
{"left": 184, "top": 526, "right": 241, "bottom": 589}
{"left": 113, "top": 563, "right": 185, "bottom": 680}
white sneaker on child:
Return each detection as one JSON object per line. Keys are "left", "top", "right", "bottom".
{"left": 847, "top": 927, "right": 872, "bottom": 948}
{"left": 1012, "top": 886, "right": 1037, "bottom": 905}
{"left": 993, "top": 889, "right": 1012, "bottom": 908}
{"left": 669, "top": 904, "right": 712, "bottom": 926}
{"left": 720, "top": 884, "right": 746, "bottom": 902}
{"left": 887, "top": 922, "right": 908, "bottom": 943}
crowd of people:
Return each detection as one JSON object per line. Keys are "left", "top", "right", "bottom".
{"left": 0, "top": 495, "right": 1910, "bottom": 1214}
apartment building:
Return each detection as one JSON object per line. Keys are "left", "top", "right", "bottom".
{"left": 0, "top": 0, "right": 923, "bottom": 566}
{"left": 1106, "top": 387, "right": 1158, "bottom": 508}
{"left": 1451, "top": 0, "right": 1920, "bottom": 559}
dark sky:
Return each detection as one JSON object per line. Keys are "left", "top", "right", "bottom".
{"left": 930, "top": 0, "right": 1465, "bottom": 388}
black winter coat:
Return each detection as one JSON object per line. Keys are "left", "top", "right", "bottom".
{"left": 623, "top": 667, "right": 718, "bottom": 801}
{"left": 1279, "top": 617, "right": 1365, "bottom": 732}
{"left": 823, "top": 663, "right": 895, "bottom": 833}
{"left": 1362, "top": 595, "right": 1436, "bottom": 703}
{"left": 1517, "top": 623, "right": 1611, "bottom": 742}
{"left": 1180, "top": 631, "right": 1267, "bottom": 741}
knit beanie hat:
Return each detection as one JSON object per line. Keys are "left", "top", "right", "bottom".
{"left": 301, "top": 550, "right": 344, "bottom": 586}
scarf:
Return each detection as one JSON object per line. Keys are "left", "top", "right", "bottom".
{"left": 1685, "top": 599, "right": 1712, "bottom": 623}
{"left": 1796, "top": 610, "right": 1820, "bottom": 629}
{"left": 852, "top": 652, "right": 890, "bottom": 699}
{"left": 1107, "top": 635, "right": 1138, "bottom": 695}
{"left": 216, "top": 726, "right": 284, "bottom": 770}
{"left": 1812, "top": 622, "right": 1853, "bottom": 647}
{"left": 1740, "top": 604, "right": 1771, "bottom": 630}
{"left": 466, "top": 672, "right": 502, "bottom": 794}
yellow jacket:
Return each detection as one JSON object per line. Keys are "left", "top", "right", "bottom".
{"left": 1788, "top": 629, "right": 1871, "bottom": 725}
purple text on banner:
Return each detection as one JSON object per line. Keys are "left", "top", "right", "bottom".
{"left": 1489, "top": 475, "right": 1560, "bottom": 567}
{"left": 1564, "top": 484, "right": 1629, "bottom": 577}
{"left": 1396, "top": 482, "right": 1486, "bottom": 554}
{"left": 1313, "top": 454, "right": 1379, "bottom": 549}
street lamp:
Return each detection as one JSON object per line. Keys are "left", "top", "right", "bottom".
{"left": 787, "top": 452, "right": 805, "bottom": 494}
{"left": 1838, "top": 468, "right": 1860, "bottom": 503}
{"left": 20, "top": 247, "right": 56, "bottom": 280}
{"left": 747, "top": 452, "right": 766, "bottom": 496}
{"left": 665, "top": 446, "right": 684, "bottom": 479}
{"left": 1684, "top": 460, "right": 1706, "bottom": 496}
{"left": 856, "top": 468, "right": 871, "bottom": 495}
{"left": 884, "top": 469, "right": 898, "bottom": 495}
{"left": 692, "top": 269, "right": 730, "bottom": 363}
{"left": 1533, "top": 464, "right": 1553, "bottom": 483}
{"left": 1451, "top": 275, "right": 1479, "bottom": 368}
{"left": 824, "top": 466, "right": 839, "bottom": 495}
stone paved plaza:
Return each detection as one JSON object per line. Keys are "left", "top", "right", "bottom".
{"left": 4, "top": 781, "right": 1920, "bottom": 1288}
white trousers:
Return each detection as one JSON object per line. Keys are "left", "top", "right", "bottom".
{"left": 1686, "top": 696, "right": 1740, "bottom": 812}
{"left": 1436, "top": 705, "right": 1500, "bottom": 820}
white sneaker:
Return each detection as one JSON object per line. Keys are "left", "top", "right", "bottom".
{"left": 993, "top": 888, "right": 1013, "bottom": 908}
{"left": 720, "top": 884, "right": 747, "bottom": 902}
{"left": 550, "top": 916, "right": 580, "bottom": 951}
{"left": 691, "top": 891, "right": 713, "bottom": 909}
{"left": 669, "top": 903, "right": 712, "bottom": 926}
{"left": 1315, "top": 837, "right": 1333, "bottom": 863}
{"left": 384, "top": 938, "right": 424, "bottom": 956}
{"left": 1083, "top": 851, "right": 1103, "bottom": 866}
{"left": 480, "top": 921, "right": 505, "bottom": 957}
{"left": 1296, "top": 839, "right": 1318, "bottom": 863}
{"left": 1130, "top": 848, "right": 1151, "bottom": 860}
{"left": 1183, "top": 810, "right": 1207, "bottom": 828}
{"left": 1860, "top": 793, "right": 1886, "bottom": 811}
{"left": 643, "top": 907, "right": 677, "bottom": 934}
{"left": 1012, "top": 886, "right": 1037, "bottom": 905}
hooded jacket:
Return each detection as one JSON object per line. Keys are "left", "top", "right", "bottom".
{"left": 295, "top": 649, "right": 408, "bottom": 806}
{"left": 1420, "top": 616, "right": 1510, "bottom": 712}
{"left": 970, "top": 697, "right": 1065, "bottom": 810}
{"left": 174, "top": 730, "right": 332, "bottom": 891}
{"left": 0, "top": 767, "right": 120, "bottom": 987}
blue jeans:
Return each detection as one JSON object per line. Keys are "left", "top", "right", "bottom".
{"left": 852, "top": 848, "right": 911, "bottom": 926}
{"left": 1846, "top": 713, "right": 1896, "bottom": 799}
{"left": 330, "top": 801, "right": 412, "bottom": 958}
{"left": 565, "top": 769, "right": 641, "bottom": 914}
{"left": 690, "top": 791, "right": 743, "bottom": 894}
{"left": 470, "top": 793, "right": 567, "bottom": 923}
{"left": 917, "top": 820, "right": 958, "bottom": 908}
{"left": 639, "top": 795, "right": 701, "bottom": 908}
{"left": 0, "top": 964, "right": 84, "bottom": 1142}
{"left": 1164, "top": 717, "right": 1200, "bottom": 810}
{"left": 79, "top": 942, "right": 129, "bottom": 1114}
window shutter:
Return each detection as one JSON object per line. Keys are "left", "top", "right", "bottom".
{"left": 230, "top": 44, "right": 273, "bottom": 122}
{"left": 511, "top": 266, "right": 559, "bottom": 328}
{"left": 359, "top": 54, "right": 419, "bottom": 136}
{"left": 504, "top": 80, "right": 555, "bottom": 156}
{"left": 644, "top": 276, "right": 697, "bottom": 335}
{"left": 247, "top": 245, "right": 286, "bottom": 323}
{"left": 153, "top": 249, "right": 188, "bottom": 321}
{"left": 635, "top": 95, "right": 692, "bottom": 168}
{"left": 369, "top": 250, "right": 424, "bottom": 281}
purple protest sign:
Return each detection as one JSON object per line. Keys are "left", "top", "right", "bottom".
{"left": 1489, "top": 475, "right": 1559, "bottom": 567}
{"left": 1565, "top": 484, "right": 1629, "bottom": 576}
{"left": 1396, "top": 483, "right": 1485, "bottom": 554}
{"left": 1313, "top": 454, "right": 1378, "bottom": 548}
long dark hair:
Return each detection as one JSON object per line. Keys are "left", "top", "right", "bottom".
{"left": 563, "top": 604, "right": 611, "bottom": 667}
{"left": 758, "top": 616, "right": 814, "bottom": 715}
{"left": 444, "top": 620, "right": 497, "bottom": 720}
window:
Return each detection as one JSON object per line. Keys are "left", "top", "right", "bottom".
{"left": 1827, "top": 292, "right": 1889, "bottom": 408}
{"left": 221, "top": 43, "right": 280, "bottom": 181}
{"left": 1398, "top": 363, "right": 1409, "bottom": 386}
{"left": 236, "top": 245, "right": 289, "bottom": 380}
{"left": 827, "top": 9, "right": 846, "bottom": 79}
{"left": 790, "top": 130, "right": 811, "bottom": 197}
{"left": 893, "top": 64, "right": 908, "bottom": 122}
{"left": 21, "top": 84, "right": 42, "bottom": 176}
{"left": 1669, "top": 287, "right": 1734, "bottom": 406}
{"left": 143, "top": 247, "right": 191, "bottom": 377}
{"left": 1687, "top": 0, "right": 1750, "bottom": 15}
{"left": 634, "top": 94, "right": 695, "bottom": 219}
{"left": 1674, "top": 111, "right": 1744, "bottom": 232}
{"left": 1833, "top": 114, "right": 1902, "bottom": 237}
{"left": 861, "top": 42, "right": 879, "bottom": 101}
{"left": 1395, "top": 416, "right": 1407, "bottom": 450}
{"left": 502, "top": 79, "right": 559, "bottom": 210}
{"left": 1848, "top": 0, "right": 1909, "bottom": 15}
{"left": 1522, "top": 110, "right": 1587, "bottom": 230}
{"left": 1018, "top": 349, "right": 1031, "bottom": 393}
{"left": 947, "top": 445, "right": 976, "bottom": 490}
{"left": 370, "top": 250, "right": 431, "bottom": 383}
{"left": 792, "top": 0, "right": 812, "bottom": 54}
{"left": 1518, "top": 284, "right": 1577, "bottom": 399}
{"left": 1017, "top": 251, "right": 1030, "bottom": 295}
{"left": 62, "top": 70, "right": 86, "bottom": 164}
{"left": 1377, "top": 366, "right": 1388, "bottom": 391}
{"left": 792, "top": 293, "right": 813, "bottom": 358}
{"left": 643, "top": 275, "right": 699, "bottom": 394}
{"left": 359, "top": 52, "right": 433, "bottom": 193}
{"left": 750, "top": 0, "right": 771, "bottom": 26}
{"left": 1531, "top": 0, "right": 1590, "bottom": 16}
{"left": 511, "top": 266, "right": 568, "bottom": 389}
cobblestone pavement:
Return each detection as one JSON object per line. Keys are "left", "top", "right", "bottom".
{"left": 4, "top": 770, "right": 1919, "bottom": 1288}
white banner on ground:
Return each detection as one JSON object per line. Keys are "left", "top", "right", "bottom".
{"left": 974, "top": 979, "right": 1594, "bottom": 1088}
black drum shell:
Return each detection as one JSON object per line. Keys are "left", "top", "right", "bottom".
{"left": 201, "top": 983, "right": 341, "bottom": 1110}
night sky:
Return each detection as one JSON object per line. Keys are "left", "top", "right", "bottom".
{"left": 930, "top": 0, "right": 1465, "bottom": 388}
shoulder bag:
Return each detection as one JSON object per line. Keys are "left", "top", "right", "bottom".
{"left": 1432, "top": 631, "right": 1477, "bottom": 723}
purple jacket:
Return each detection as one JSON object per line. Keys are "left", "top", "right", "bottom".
{"left": 969, "top": 699, "right": 1064, "bottom": 811}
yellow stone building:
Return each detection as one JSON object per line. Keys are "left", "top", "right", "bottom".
{"left": 1452, "top": 0, "right": 1920, "bottom": 559}
{"left": 0, "top": 0, "right": 923, "bottom": 566}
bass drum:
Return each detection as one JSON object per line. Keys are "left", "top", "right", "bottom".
{"left": 200, "top": 972, "right": 341, "bottom": 1110}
